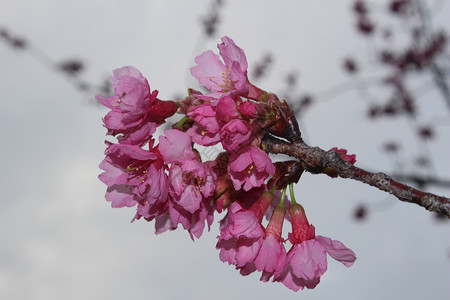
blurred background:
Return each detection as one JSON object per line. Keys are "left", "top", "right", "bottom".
{"left": 1, "top": 0, "right": 449, "bottom": 299}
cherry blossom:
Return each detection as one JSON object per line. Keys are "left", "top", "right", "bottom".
{"left": 190, "top": 36, "right": 249, "bottom": 97}
{"left": 274, "top": 204, "right": 356, "bottom": 291}
{"left": 96, "top": 36, "right": 361, "bottom": 292}
{"left": 228, "top": 146, "right": 275, "bottom": 191}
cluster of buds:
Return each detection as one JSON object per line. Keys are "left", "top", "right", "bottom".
{"left": 97, "top": 36, "right": 356, "bottom": 291}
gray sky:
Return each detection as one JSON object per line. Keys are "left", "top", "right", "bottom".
{"left": 1, "top": 0, "right": 449, "bottom": 299}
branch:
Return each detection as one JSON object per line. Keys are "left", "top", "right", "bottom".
{"left": 262, "top": 134, "right": 450, "bottom": 218}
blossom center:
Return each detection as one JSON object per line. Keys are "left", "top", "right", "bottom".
{"left": 181, "top": 171, "right": 206, "bottom": 193}
{"left": 246, "top": 163, "right": 255, "bottom": 174}
{"left": 126, "top": 160, "right": 151, "bottom": 183}
{"left": 209, "top": 67, "right": 235, "bottom": 92}
{"left": 114, "top": 92, "right": 126, "bottom": 107}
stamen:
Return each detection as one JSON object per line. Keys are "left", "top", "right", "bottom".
{"left": 247, "top": 163, "right": 255, "bottom": 174}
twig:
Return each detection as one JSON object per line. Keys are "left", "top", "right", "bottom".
{"left": 262, "top": 134, "right": 450, "bottom": 217}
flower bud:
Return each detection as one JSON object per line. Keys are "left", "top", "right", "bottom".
{"left": 288, "top": 204, "right": 315, "bottom": 244}
{"left": 214, "top": 173, "right": 233, "bottom": 198}
{"left": 249, "top": 191, "right": 274, "bottom": 222}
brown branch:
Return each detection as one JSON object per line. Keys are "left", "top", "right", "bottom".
{"left": 262, "top": 134, "right": 450, "bottom": 218}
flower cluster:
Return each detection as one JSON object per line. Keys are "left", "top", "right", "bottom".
{"left": 97, "top": 36, "right": 356, "bottom": 291}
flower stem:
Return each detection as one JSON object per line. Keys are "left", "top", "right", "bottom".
{"left": 289, "top": 183, "right": 297, "bottom": 205}
{"left": 278, "top": 187, "right": 287, "bottom": 208}
{"left": 174, "top": 116, "right": 189, "bottom": 128}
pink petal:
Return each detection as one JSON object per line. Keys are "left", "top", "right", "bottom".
{"left": 218, "top": 36, "right": 248, "bottom": 71}
{"left": 187, "top": 103, "right": 220, "bottom": 133}
{"left": 104, "top": 186, "right": 137, "bottom": 208}
{"left": 98, "top": 159, "right": 124, "bottom": 186}
{"left": 215, "top": 95, "right": 240, "bottom": 122}
{"left": 190, "top": 50, "right": 227, "bottom": 92}
{"left": 289, "top": 241, "right": 328, "bottom": 281}
{"left": 155, "top": 212, "right": 176, "bottom": 235}
{"left": 234, "top": 237, "right": 263, "bottom": 267}
{"left": 254, "top": 235, "right": 287, "bottom": 274}
{"left": 178, "top": 186, "right": 202, "bottom": 213}
{"left": 187, "top": 123, "right": 220, "bottom": 146}
{"left": 159, "top": 129, "right": 195, "bottom": 163}
{"left": 315, "top": 235, "right": 357, "bottom": 267}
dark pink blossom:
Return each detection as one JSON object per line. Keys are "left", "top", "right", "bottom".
{"left": 97, "top": 67, "right": 153, "bottom": 129}
{"left": 133, "top": 165, "right": 169, "bottom": 221}
{"left": 169, "top": 159, "right": 216, "bottom": 214}
{"left": 159, "top": 129, "right": 217, "bottom": 239}
{"left": 228, "top": 146, "right": 275, "bottom": 191}
{"left": 220, "top": 119, "right": 254, "bottom": 154}
{"left": 96, "top": 66, "right": 178, "bottom": 145}
{"left": 98, "top": 142, "right": 168, "bottom": 209}
{"left": 240, "top": 101, "right": 258, "bottom": 119}
{"left": 154, "top": 211, "right": 176, "bottom": 235}
{"left": 186, "top": 123, "right": 220, "bottom": 146}
{"left": 187, "top": 102, "right": 220, "bottom": 133}
{"left": 215, "top": 95, "right": 240, "bottom": 122}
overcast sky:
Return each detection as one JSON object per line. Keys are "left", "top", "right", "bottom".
{"left": 1, "top": 0, "right": 449, "bottom": 299}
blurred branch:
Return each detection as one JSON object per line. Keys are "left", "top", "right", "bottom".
{"left": 391, "top": 173, "right": 450, "bottom": 189}
{"left": 430, "top": 61, "right": 450, "bottom": 110}
{"left": 0, "top": 25, "right": 110, "bottom": 100}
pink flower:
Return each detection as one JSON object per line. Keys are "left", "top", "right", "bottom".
{"left": 109, "top": 66, "right": 148, "bottom": 96}
{"left": 134, "top": 192, "right": 168, "bottom": 222}
{"left": 220, "top": 119, "right": 256, "bottom": 154}
{"left": 254, "top": 235, "right": 287, "bottom": 281}
{"left": 159, "top": 129, "right": 218, "bottom": 239}
{"left": 228, "top": 146, "right": 275, "bottom": 191}
{"left": 216, "top": 201, "right": 264, "bottom": 267}
{"left": 98, "top": 142, "right": 168, "bottom": 208}
{"left": 96, "top": 66, "right": 153, "bottom": 129}
{"left": 187, "top": 102, "right": 220, "bottom": 133}
{"left": 186, "top": 123, "right": 221, "bottom": 146}
{"left": 167, "top": 197, "right": 216, "bottom": 240}
{"left": 190, "top": 36, "right": 249, "bottom": 97}
{"left": 274, "top": 204, "right": 356, "bottom": 291}
{"left": 254, "top": 206, "right": 287, "bottom": 281}
{"left": 217, "top": 192, "right": 276, "bottom": 270}
{"left": 133, "top": 165, "right": 169, "bottom": 221}
{"left": 215, "top": 95, "right": 240, "bottom": 122}
{"left": 186, "top": 96, "right": 251, "bottom": 147}
{"left": 96, "top": 66, "right": 178, "bottom": 145}
{"left": 186, "top": 102, "right": 222, "bottom": 146}
{"left": 158, "top": 129, "right": 195, "bottom": 163}
{"left": 240, "top": 100, "right": 258, "bottom": 119}
{"left": 236, "top": 192, "right": 288, "bottom": 279}
{"left": 169, "top": 159, "right": 216, "bottom": 213}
